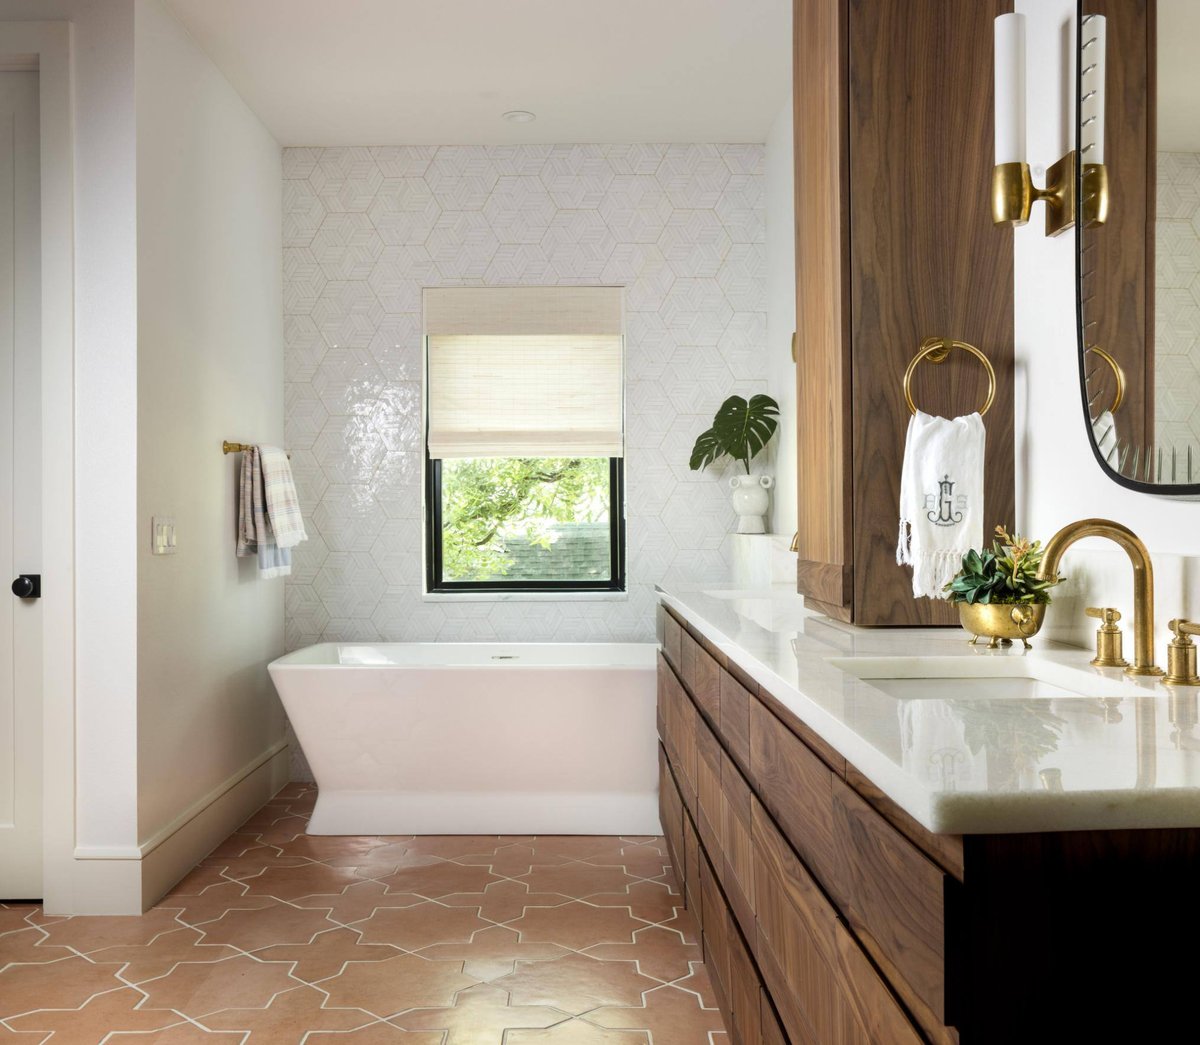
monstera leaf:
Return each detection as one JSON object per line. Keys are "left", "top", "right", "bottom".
{"left": 689, "top": 394, "right": 780, "bottom": 474}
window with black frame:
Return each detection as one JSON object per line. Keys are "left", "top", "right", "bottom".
{"left": 424, "top": 286, "right": 626, "bottom": 593}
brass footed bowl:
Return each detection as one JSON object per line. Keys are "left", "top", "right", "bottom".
{"left": 957, "top": 602, "right": 1047, "bottom": 649}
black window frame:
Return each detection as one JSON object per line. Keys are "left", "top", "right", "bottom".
{"left": 424, "top": 454, "right": 626, "bottom": 594}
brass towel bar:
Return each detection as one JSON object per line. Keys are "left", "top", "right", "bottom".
{"left": 903, "top": 336, "right": 997, "bottom": 418}
{"left": 223, "top": 441, "right": 289, "bottom": 459}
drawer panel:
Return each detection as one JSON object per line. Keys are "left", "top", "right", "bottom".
{"left": 661, "top": 607, "right": 683, "bottom": 672}
{"left": 720, "top": 668, "right": 754, "bottom": 770}
{"left": 760, "top": 989, "right": 788, "bottom": 1045}
{"left": 750, "top": 699, "right": 840, "bottom": 902}
{"left": 727, "top": 920, "right": 763, "bottom": 1045}
{"left": 695, "top": 713, "right": 724, "bottom": 856}
{"left": 832, "top": 776, "right": 947, "bottom": 1026}
{"left": 658, "top": 745, "right": 684, "bottom": 875}
{"left": 683, "top": 812, "right": 702, "bottom": 924}
{"left": 753, "top": 797, "right": 921, "bottom": 1045}
{"left": 700, "top": 849, "right": 731, "bottom": 997}
{"left": 682, "top": 627, "right": 721, "bottom": 723}
{"left": 722, "top": 748, "right": 756, "bottom": 941}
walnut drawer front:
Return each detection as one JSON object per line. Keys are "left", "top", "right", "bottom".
{"left": 681, "top": 627, "right": 721, "bottom": 723}
{"left": 661, "top": 606, "right": 683, "bottom": 672}
{"left": 752, "top": 797, "right": 922, "bottom": 1045}
{"left": 720, "top": 667, "right": 754, "bottom": 770}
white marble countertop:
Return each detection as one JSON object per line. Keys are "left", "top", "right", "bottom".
{"left": 659, "top": 583, "right": 1200, "bottom": 835}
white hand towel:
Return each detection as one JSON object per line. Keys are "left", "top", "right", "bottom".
{"left": 896, "top": 410, "right": 986, "bottom": 599}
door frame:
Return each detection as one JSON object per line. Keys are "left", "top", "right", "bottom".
{"left": 0, "top": 23, "right": 75, "bottom": 912}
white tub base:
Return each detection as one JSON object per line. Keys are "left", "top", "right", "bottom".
{"left": 268, "top": 642, "right": 661, "bottom": 837}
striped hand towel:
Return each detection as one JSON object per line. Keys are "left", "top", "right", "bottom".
{"left": 237, "top": 446, "right": 302, "bottom": 579}
{"left": 259, "top": 446, "right": 307, "bottom": 549}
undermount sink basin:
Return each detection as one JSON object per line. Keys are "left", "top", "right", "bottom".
{"left": 827, "top": 655, "right": 1143, "bottom": 701}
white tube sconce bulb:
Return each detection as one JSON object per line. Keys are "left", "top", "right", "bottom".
{"left": 994, "top": 12, "right": 1026, "bottom": 165}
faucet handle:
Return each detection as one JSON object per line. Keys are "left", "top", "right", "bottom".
{"left": 1086, "top": 607, "right": 1128, "bottom": 669}
{"left": 1165, "top": 620, "right": 1200, "bottom": 686}
{"left": 1086, "top": 606, "right": 1122, "bottom": 627}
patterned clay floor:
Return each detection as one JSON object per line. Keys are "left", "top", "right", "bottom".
{"left": 0, "top": 784, "right": 727, "bottom": 1043}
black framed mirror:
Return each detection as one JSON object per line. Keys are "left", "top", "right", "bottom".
{"left": 1076, "top": 0, "right": 1200, "bottom": 494}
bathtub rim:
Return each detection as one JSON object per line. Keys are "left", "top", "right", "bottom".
{"left": 269, "top": 640, "right": 659, "bottom": 671}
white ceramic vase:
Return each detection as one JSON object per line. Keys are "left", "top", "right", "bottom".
{"left": 729, "top": 473, "right": 774, "bottom": 534}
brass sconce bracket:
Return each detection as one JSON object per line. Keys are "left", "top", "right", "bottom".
{"left": 992, "top": 151, "right": 1108, "bottom": 236}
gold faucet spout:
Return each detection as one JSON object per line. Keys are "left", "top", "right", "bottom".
{"left": 1037, "top": 518, "right": 1163, "bottom": 677}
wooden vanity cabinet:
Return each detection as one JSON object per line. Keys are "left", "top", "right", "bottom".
{"left": 792, "top": 0, "right": 1017, "bottom": 625}
{"left": 657, "top": 604, "right": 1200, "bottom": 1043}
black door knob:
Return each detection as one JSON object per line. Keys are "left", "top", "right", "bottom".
{"left": 11, "top": 575, "right": 40, "bottom": 599}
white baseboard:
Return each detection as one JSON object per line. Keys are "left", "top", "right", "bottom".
{"left": 307, "top": 790, "right": 663, "bottom": 837}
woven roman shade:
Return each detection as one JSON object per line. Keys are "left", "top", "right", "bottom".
{"left": 425, "top": 287, "right": 624, "bottom": 460}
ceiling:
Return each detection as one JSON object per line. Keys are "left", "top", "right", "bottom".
{"left": 163, "top": 0, "right": 792, "bottom": 147}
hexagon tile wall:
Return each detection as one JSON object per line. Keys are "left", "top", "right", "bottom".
{"left": 283, "top": 143, "right": 768, "bottom": 650}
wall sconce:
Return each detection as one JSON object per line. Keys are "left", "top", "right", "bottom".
{"left": 991, "top": 12, "right": 1109, "bottom": 236}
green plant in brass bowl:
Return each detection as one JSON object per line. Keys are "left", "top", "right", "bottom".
{"left": 944, "top": 527, "right": 1062, "bottom": 648}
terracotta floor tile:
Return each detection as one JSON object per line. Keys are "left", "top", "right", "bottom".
{"left": 106, "top": 1023, "right": 245, "bottom": 1042}
{"left": 239, "top": 861, "right": 371, "bottom": 900}
{"left": 437, "top": 878, "right": 571, "bottom": 923}
{"left": 491, "top": 953, "right": 660, "bottom": 1015}
{"left": 5, "top": 986, "right": 181, "bottom": 1042}
{"left": 0, "top": 906, "right": 43, "bottom": 936}
{"left": 290, "top": 881, "right": 427, "bottom": 925}
{"left": 192, "top": 901, "right": 338, "bottom": 949}
{"left": 275, "top": 834, "right": 395, "bottom": 867}
{"left": 583, "top": 879, "right": 683, "bottom": 923}
{"left": 448, "top": 842, "right": 575, "bottom": 877}
{"left": 670, "top": 964, "right": 718, "bottom": 1008}
{"left": 583, "top": 925, "right": 703, "bottom": 984}
{"left": 400, "top": 836, "right": 521, "bottom": 859}
{"left": 505, "top": 1020, "right": 649, "bottom": 1045}
{"left": 0, "top": 955, "right": 127, "bottom": 1015}
{"left": 586, "top": 984, "right": 725, "bottom": 1045}
{"left": 416, "top": 924, "right": 569, "bottom": 981}
{"left": 505, "top": 902, "right": 647, "bottom": 950}
{"left": 199, "top": 983, "right": 374, "bottom": 1040}
{"left": 317, "top": 954, "right": 476, "bottom": 1018}
{"left": 0, "top": 926, "right": 74, "bottom": 969}
{"left": 204, "top": 832, "right": 268, "bottom": 860}
{"left": 306, "top": 1027, "right": 443, "bottom": 1044}
{"left": 392, "top": 983, "right": 569, "bottom": 1043}
{"left": 168, "top": 864, "right": 239, "bottom": 897}
{"left": 200, "top": 849, "right": 309, "bottom": 882}
{"left": 649, "top": 911, "right": 700, "bottom": 945}
{"left": 338, "top": 841, "right": 429, "bottom": 878}
{"left": 516, "top": 864, "right": 644, "bottom": 901}
{"left": 523, "top": 838, "right": 636, "bottom": 863}
{"left": 167, "top": 882, "right": 277, "bottom": 927}
{"left": 354, "top": 901, "right": 493, "bottom": 951}
{"left": 37, "top": 908, "right": 185, "bottom": 954}
{"left": 252, "top": 926, "right": 404, "bottom": 982}
{"left": 86, "top": 926, "right": 242, "bottom": 984}
{"left": 138, "top": 954, "right": 300, "bottom": 1016}
{"left": 377, "top": 860, "right": 500, "bottom": 899}
{"left": 253, "top": 815, "right": 313, "bottom": 844}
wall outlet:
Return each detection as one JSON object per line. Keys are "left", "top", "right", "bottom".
{"left": 152, "top": 516, "right": 177, "bottom": 556}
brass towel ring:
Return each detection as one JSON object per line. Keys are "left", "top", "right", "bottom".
{"left": 1085, "top": 346, "right": 1125, "bottom": 415}
{"left": 903, "top": 337, "right": 997, "bottom": 417}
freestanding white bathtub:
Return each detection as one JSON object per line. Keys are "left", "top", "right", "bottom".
{"left": 268, "top": 642, "right": 660, "bottom": 836}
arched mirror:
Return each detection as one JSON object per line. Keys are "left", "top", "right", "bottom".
{"left": 1076, "top": 0, "right": 1200, "bottom": 493}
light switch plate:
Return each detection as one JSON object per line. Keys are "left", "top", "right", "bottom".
{"left": 152, "top": 516, "right": 177, "bottom": 556}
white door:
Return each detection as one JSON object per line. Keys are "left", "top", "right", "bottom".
{"left": 0, "top": 70, "right": 41, "bottom": 900}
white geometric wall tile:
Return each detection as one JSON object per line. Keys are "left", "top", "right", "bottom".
{"left": 283, "top": 147, "right": 320, "bottom": 180}
{"left": 658, "top": 144, "right": 730, "bottom": 209}
{"left": 483, "top": 176, "right": 557, "bottom": 244}
{"left": 425, "top": 146, "right": 499, "bottom": 210}
{"left": 717, "top": 243, "right": 767, "bottom": 311}
{"left": 661, "top": 277, "right": 733, "bottom": 345}
{"left": 604, "top": 143, "right": 667, "bottom": 176}
{"left": 284, "top": 314, "right": 328, "bottom": 383}
{"left": 283, "top": 142, "right": 767, "bottom": 650}
{"left": 312, "top": 417, "right": 387, "bottom": 485}
{"left": 369, "top": 245, "right": 441, "bottom": 314}
{"left": 369, "top": 314, "right": 423, "bottom": 382}
{"left": 283, "top": 247, "right": 328, "bottom": 314}
{"left": 310, "top": 484, "right": 387, "bottom": 552}
{"left": 426, "top": 210, "right": 501, "bottom": 280}
{"left": 313, "top": 551, "right": 387, "bottom": 619}
{"left": 721, "top": 144, "right": 766, "bottom": 177}
{"left": 309, "top": 146, "right": 384, "bottom": 212}
{"left": 310, "top": 212, "right": 384, "bottom": 281}
{"left": 716, "top": 174, "right": 766, "bottom": 243}
{"left": 541, "top": 210, "right": 615, "bottom": 280}
{"left": 598, "top": 175, "right": 674, "bottom": 243}
{"left": 288, "top": 530, "right": 329, "bottom": 587}
{"left": 540, "top": 144, "right": 615, "bottom": 209}
{"left": 371, "top": 145, "right": 438, "bottom": 179}
{"left": 283, "top": 180, "right": 326, "bottom": 247}
{"left": 659, "top": 209, "right": 732, "bottom": 278}
{"left": 368, "top": 178, "right": 442, "bottom": 245}
{"left": 312, "top": 280, "right": 385, "bottom": 349}
{"left": 285, "top": 382, "right": 330, "bottom": 450}
{"left": 311, "top": 348, "right": 386, "bottom": 415}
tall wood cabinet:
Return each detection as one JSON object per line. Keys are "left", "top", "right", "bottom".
{"left": 793, "top": 0, "right": 1017, "bottom": 625}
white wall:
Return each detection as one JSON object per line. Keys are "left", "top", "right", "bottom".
{"left": 765, "top": 97, "right": 797, "bottom": 536}
{"left": 135, "top": 0, "right": 287, "bottom": 893}
{"left": 1016, "top": 0, "right": 1200, "bottom": 650}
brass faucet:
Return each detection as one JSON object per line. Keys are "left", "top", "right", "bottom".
{"left": 1036, "top": 518, "right": 1163, "bottom": 677}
